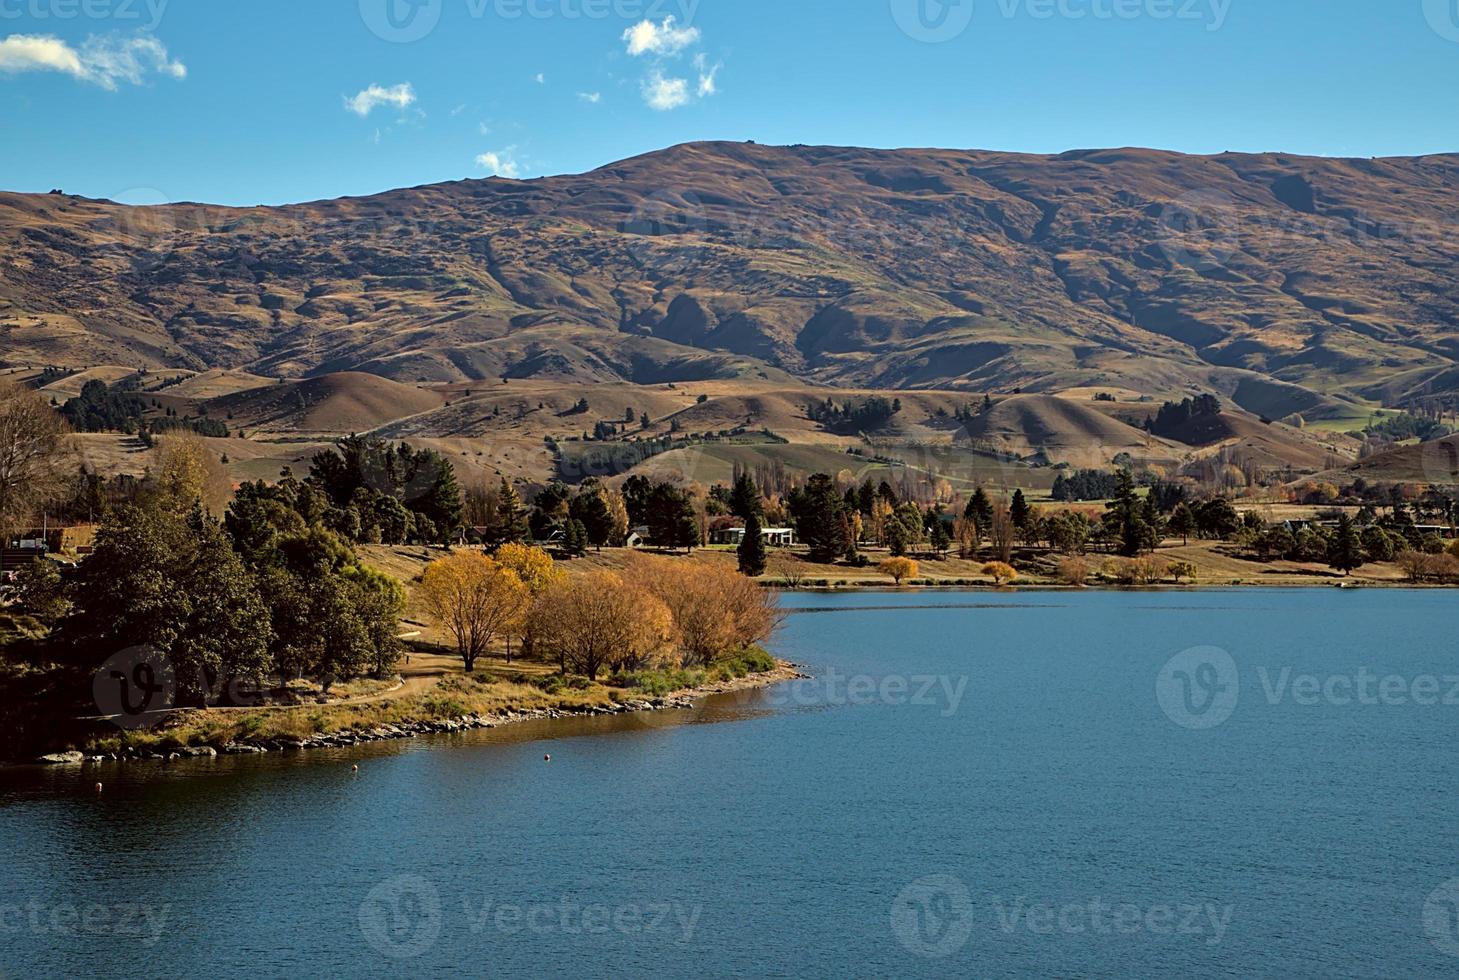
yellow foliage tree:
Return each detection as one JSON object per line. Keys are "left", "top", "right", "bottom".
{"left": 879, "top": 557, "right": 919, "bottom": 586}
{"left": 625, "top": 555, "right": 783, "bottom": 667}
{"left": 155, "top": 434, "right": 232, "bottom": 514}
{"left": 529, "top": 572, "right": 673, "bottom": 679}
{"left": 982, "top": 561, "right": 1018, "bottom": 586}
{"left": 420, "top": 552, "right": 528, "bottom": 673}
{"left": 493, "top": 542, "right": 564, "bottom": 596}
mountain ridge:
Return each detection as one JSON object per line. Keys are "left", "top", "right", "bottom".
{"left": 4, "top": 140, "right": 1459, "bottom": 415}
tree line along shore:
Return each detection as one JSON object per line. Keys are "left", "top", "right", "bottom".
{"left": 3, "top": 379, "right": 1458, "bottom": 761}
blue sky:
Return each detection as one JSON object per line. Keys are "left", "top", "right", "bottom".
{"left": 1, "top": 0, "right": 1457, "bottom": 205}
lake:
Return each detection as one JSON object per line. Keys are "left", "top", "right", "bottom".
{"left": 3, "top": 588, "right": 1459, "bottom": 978}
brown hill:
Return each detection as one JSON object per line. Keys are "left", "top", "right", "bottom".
{"left": 5, "top": 141, "right": 1459, "bottom": 411}
{"left": 210, "top": 372, "right": 444, "bottom": 433}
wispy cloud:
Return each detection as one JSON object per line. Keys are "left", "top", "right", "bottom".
{"left": 695, "top": 54, "right": 720, "bottom": 97}
{"left": 577, "top": 91, "right": 601, "bottom": 104}
{"left": 622, "top": 17, "right": 700, "bottom": 57}
{"left": 474, "top": 149, "right": 521, "bottom": 179}
{"left": 534, "top": 72, "right": 545, "bottom": 84}
{"left": 345, "top": 82, "right": 416, "bottom": 117}
{"left": 0, "top": 33, "right": 186, "bottom": 90}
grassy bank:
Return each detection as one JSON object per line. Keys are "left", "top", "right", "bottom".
{"left": 39, "top": 648, "right": 789, "bottom": 760}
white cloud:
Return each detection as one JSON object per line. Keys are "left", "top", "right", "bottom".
{"left": 534, "top": 72, "right": 545, "bottom": 84}
{"left": 0, "top": 33, "right": 186, "bottom": 90}
{"left": 478, "top": 122, "right": 492, "bottom": 135}
{"left": 642, "top": 71, "right": 689, "bottom": 111}
{"left": 475, "top": 150, "right": 521, "bottom": 179}
{"left": 622, "top": 16, "right": 700, "bottom": 57}
{"left": 577, "top": 91, "right": 601, "bottom": 104}
{"left": 345, "top": 82, "right": 416, "bottom": 117}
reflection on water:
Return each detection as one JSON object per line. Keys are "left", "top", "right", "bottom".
{"left": 4, "top": 588, "right": 1459, "bottom": 978}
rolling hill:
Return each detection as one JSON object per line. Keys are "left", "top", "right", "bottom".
{"left": 4, "top": 142, "right": 1459, "bottom": 416}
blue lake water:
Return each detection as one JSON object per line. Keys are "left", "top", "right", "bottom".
{"left": 3, "top": 588, "right": 1459, "bottom": 978}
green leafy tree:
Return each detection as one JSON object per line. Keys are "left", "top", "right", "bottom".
{"left": 1168, "top": 502, "right": 1196, "bottom": 545}
{"left": 570, "top": 481, "right": 617, "bottom": 551}
{"left": 1361, "top": 525, "right": 1395, "bottom": 563}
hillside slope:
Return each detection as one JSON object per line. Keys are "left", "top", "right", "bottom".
{"left": 4, "top": 142, "right": 1459, "bottom": 407}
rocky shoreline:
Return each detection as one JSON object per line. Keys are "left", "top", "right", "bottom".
{"left": 34, "top": 664, "right": 808, "bottom": 767}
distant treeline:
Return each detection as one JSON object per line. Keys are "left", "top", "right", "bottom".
{"left": 58, "top": 380, "right": 229, "bottom": 440}
{"left": 808, "top": 396, "right": 901, "bottom": 434}
{"left": 1146, "top": 394, "right": 1221, "bottom": 438}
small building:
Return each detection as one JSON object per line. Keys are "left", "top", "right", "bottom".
{"left": 3, "top": 523, "right": 98, "bottom": 572}
{"left": 708, "top": 526, "right": 796, "bottom": 547}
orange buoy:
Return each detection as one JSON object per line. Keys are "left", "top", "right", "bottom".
{"left": 95, "top": 783, "right": 103, "bottom": 794}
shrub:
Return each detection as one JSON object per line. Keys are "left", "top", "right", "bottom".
{"left": 1057, "top": 557, "right": 1089, "bottom": 587}
{"left": 981, "top": 562, "right": 1018, "bottom": 586}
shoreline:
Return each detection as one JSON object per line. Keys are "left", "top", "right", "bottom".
{"left": 30, "top": 662, "right": 808, "bottom": 769}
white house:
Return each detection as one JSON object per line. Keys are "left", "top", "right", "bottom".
{"left": 708, "top": 526, "right": 796, "bottom": 547}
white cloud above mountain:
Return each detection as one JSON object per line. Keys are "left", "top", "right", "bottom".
{"left": 622, "top": 17, "right": 700, "bottom": 57}
{"left": 345, "top": 82, "right": 416, "bottom": 117}
{"left": 0, "top": 33, "right": 186, "bottom": 90}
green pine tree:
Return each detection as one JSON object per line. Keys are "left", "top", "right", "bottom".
{"left": 738, "top": 513, "right": 768, "bottom": 576}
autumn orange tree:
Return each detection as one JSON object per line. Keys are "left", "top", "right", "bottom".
{"left": 528, "top": 572, "right": 673, "bottom": 679}
{"left": 879, "top": 557, "right": 918, "bottom": 586}
{"left": 625, "top": 555, "right": 783, "bottom": 667}
{"left": 982, "top": 561, "right": 1018, "bottom": 586}
{"left": 420, "top": 552, "right": 528, "bottom": 672}
{"left": 494, "top": 542, "right": 566, "bottom": 661}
